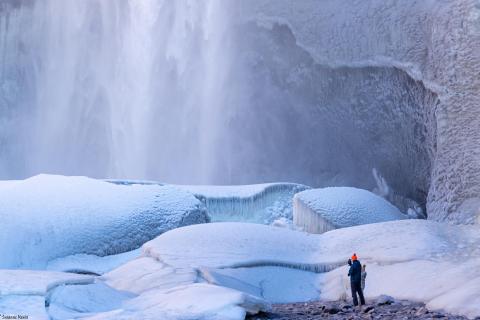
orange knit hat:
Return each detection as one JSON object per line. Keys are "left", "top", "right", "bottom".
{"left": 351, "top": 253, "right": 358, "bottom": 261}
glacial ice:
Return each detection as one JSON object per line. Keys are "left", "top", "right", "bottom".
{"left": 293, "top": 187, "right": 407, "bottom": 234}
{"left": 0, "top": 174, "right": 207, "bottom": 268}
{"left": 175, "top": 183, "right": 309, "bottom": 224}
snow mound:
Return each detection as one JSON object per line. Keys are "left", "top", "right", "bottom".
{"left": 174, "top": 183, "right": 309, "bottom": 224}
{"left": 4, "top": 220, "right": 478, "bottom": 319}
{"left": 0, "top": 174, "right": 207, "bottom": 268}
{"left": 143, "top": 222, "right": 321, "bottom": 269}
{"left": 293, "top": 187, "right": 406, "bottom": 234}
{"left": 134, "top": 220, "right": 480, "bottom": 319}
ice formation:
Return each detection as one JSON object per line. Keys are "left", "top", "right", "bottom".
{"left": 293, "top": 187, "right": 406, "bottom": 234}
{"left": 2, "top": 221, "right": 479, "bottom": 318}
{"left": 175, "top": 183, "right": 309, "bottom": 224}
{"left": 0, "top": 174, "right": 207, "bottom": 268}
{"left": 233, "top": 0, "right": 480, "bottom": 223}
{"left": 125, "top": 221, "right": 480, "bottom": 318}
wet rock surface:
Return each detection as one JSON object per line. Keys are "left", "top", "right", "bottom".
{"left": 248, "top": 297, "right": 477, "bottom": 320}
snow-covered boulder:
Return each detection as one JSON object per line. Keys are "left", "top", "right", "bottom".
{"left": 293, "top": 187, "right": 406, "bottom": 234}
{"left": 0, "top": 174, "right": 207, "bottom": 268}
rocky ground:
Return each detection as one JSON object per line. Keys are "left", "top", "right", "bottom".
{"left": 247, "top": 296, "right": 478, "bottom": 320}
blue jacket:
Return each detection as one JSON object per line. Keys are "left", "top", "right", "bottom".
{"left": 348, "top": 260, "right": 362, "bottom": 283}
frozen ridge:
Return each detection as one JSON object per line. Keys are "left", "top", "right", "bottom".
{"left": 294, "top": 187, "right": 407, "bottom": 234}
{"left": 174, "top": 183, "right": 309, "bottom": 224}
{"left": 0, "top": 174, "right": 207, "bottom": 269}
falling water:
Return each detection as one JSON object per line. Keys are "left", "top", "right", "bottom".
{"left": 0, "top": 0, "right": 232, "bottom": 183}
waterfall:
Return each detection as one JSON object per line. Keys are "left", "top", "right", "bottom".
{"left": 0, "top": 0, "right": 232, "bottom": 183}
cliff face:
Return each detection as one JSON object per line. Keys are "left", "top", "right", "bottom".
{"left": 233, "top": 0, "right": 480, "bottom": 224}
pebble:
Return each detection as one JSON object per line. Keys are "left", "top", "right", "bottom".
{"left": 247, "top": 299, "right": 477, "bottom": 320}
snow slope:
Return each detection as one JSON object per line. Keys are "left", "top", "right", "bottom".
{"left": 233, "top": 0, "right": 480, "bottom": 224}
{"left": 175, "top": 183, "right": 309, "bottom": 224}
{"left": 0, "top": 174, "right": 207, "bottom": 268}
{"left": 293, "top": 187, "right": 406, "bottom": 234}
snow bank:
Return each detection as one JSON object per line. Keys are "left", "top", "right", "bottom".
{"left": 9, "top": 219, "right": 478, "bottom": 319}
{"left": 0, "top": 174, "right": 207, "bottom": 268}
{"left": 293, "top": 187, "right": 406, "bottom": 234}
{"left": 137, "top": 220, "right": 480, "bottom": 319}
{"left": 174, "top": 183, "right": 309, "bottom": 224}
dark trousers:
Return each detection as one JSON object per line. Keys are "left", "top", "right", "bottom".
{"left": 351, "top": 281, "right": 365, "bottom": 306}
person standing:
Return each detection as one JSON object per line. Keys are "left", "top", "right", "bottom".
{"left": 348, "top": 253, "right": 365, "bottom": 306}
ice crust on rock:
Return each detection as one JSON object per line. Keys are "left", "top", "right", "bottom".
{"left": 175, "top": 183, "right": 309, "bottom": 224}
{"left": 233, "top": 0, "right": 480, "bottom": 224}
{"left": 293, "top": 187, "right": 406, "bottom": 234}
{"left": 0, "top": 174, "right": 207, "bottom": 268}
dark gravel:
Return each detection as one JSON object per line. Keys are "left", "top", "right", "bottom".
{"left": 247, "top": 297, "right": 478, "bottom": 320}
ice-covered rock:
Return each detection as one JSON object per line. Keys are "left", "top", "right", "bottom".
{"left": 175, "top": 183, "right": 309, "bottom": 224}
{"left": 232, "top": 0, "right": 480, "bottom": 224}
{"left": 0, "top": 174, "right": 207, "bottom": 268}
{"left": 293, "top": 187, "right": 406, "bottom": 234}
